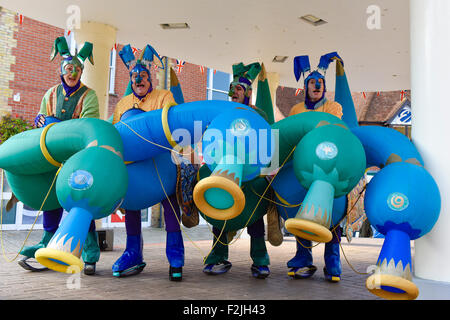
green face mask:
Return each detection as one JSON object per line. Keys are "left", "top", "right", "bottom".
{"left": 228, "top": 82, "right": 251, "bottom": 97}
{"left": 61, "top": 56, "right": 83, "bottom": 77}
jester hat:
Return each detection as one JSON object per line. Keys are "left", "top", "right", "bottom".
{"left": 50, "top": 36, "right": 94, "bottom": 78}
{"left": 293, "top": 52, "right": 343, "bottom": 92}
{"left": 119, "top": 44, "right": 164, "bottom": 84}
{"left": 228, "top": 62, "right": 262, "bottom": 98}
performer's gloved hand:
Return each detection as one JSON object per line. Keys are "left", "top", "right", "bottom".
{"left": 34, "top": 114, "right": 61, "bottom": 128}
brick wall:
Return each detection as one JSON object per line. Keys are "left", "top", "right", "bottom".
{"left": 8, "top": 13, "right": 63, "bottom": 123}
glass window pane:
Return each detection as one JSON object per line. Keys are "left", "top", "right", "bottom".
{"left": 22, "top": 204, "right": 43, "bottom": 225}
{"left": 2, "top": 174, "right": 11, "bottom": 193}
{"left": 212, "top": 70, "right": 231, "bottom": 91}
{"left": 0, "top": 199, "right": 16, "bottom": 224}
{"left": 212, "top": 91, "right": 230, "bottom": 101}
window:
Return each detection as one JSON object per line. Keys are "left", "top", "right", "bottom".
{"left": 0, "top": 170, "right": 43, "bottom": 230}
{"left": 108, "top": 48, "right": 117, "bottom": 94}
{"left": 206, "top": 69, "right": 232, "bottom": 101}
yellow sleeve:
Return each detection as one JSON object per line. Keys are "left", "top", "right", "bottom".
{"left": 161, "top": 90, "right": 176, "bottom": 107}
{"left": 325, "top": 101, "right": 343, "bottom": 119}
{"left": 288, "top": 102, "right": 305, "bottom": 117}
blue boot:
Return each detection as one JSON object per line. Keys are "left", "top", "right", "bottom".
{"left": 166, "top": 231, "right": 184, "bottom": 281}
{"left": 287, "top": 237, "right": 317, "bottom": 279}
{"left": 323, "top": 227, "right": 342, "bottom": 282}
{"left": 112, "top": 234, "right": 146, "bottom": 277}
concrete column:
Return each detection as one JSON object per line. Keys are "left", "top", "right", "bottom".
{"left": 410, "top": 0, "right": 450, "bottom": 282}
{"left": 74, "top": 21, "right": 116, "bottom": 120}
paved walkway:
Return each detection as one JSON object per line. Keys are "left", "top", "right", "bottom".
{"left": 2, "top": 225, "right": 450, "bottom": 304}
{"left": 0, "top": 225, "right": 386, "bottom": 301}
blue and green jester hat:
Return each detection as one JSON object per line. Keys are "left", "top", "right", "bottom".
{"left": 50, "top": 36, "right": 94, "bottom": 78}
{"left": 293, "top": 52, "right": 343, "bottom": 109}
{"left": 228, "top": 62, "right": 262, "bottom": 106}
{"left": 118, "top": 44, "right": 165, "bottom": 97}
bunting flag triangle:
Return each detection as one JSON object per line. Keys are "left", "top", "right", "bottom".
{"left": 400, "top": 90, "right": 405, "bottom": 101}
{"left": 199, "top": 65, "right": 205, "bottom": 75}
{"left": 255, "top": 63, "right": 275, "bottom": 125}
{"left": 17, "top": 13, "right": 24, "bottom": 25}
{"left": 175, "top": 59, "right": 185, "bottom": 73}
{"left": 295, "top": 88, "right": 303, "bottom": 96}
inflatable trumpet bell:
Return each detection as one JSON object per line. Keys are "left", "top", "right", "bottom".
{"left": 285, "top": 124, "right": 366, "bottom": 243}
{"left": 285, "top": 180, "right": 334, "bottom": 242}
{"left": 364, "top": 162, "right": 440, "bottom": 300}
{"left": 35, "top": 207, "right": 91, "bottom": 273}
{"left": 366, "top": 227, "right": 418, "bottom": 300}
{"left": 194, "top": 155, "right": 245, "bottom": 221}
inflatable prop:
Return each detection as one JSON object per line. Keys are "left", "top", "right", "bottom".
{"left": 332, "top": 55, "right": 441, "bottom": 300}
{"left": 0, "top": 119, "right": 127, "bottom": 273}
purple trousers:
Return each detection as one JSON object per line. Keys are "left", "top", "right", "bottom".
{"left": 125, "top": 194, "right": 181, "bottom": 235}
{"left": 43, "top": 208, "right": 96, "bottom": 233}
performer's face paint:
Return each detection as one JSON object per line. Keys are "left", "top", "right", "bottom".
{"left": 62, "top": 63, "right": 82, "bottom": 88}
{"left": 307, "top": 78, "right": 324, "bottom": 102}
{"left": 131, "top": 70, "right": 151, "bottom": 97}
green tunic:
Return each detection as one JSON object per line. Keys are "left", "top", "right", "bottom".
{"left": 39, "top": 83, "right": 100, "bottom": 120}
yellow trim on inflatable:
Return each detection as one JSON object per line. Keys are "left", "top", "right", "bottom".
{"left": 366, "top": 274, "right": 419, "bottom": 300}
{"left": 273, "top": 189, "right": 292, "bottom": 206}
{"left": 161, "top": 102, "right": 182, "bottom": 152}
{"left": 35, "top": 248, "right": 84, "bottom": 274}
{"left": 193, "top": 175, "right": 246, "bottom": 221}
{"left": 39, "top": 123, "right": 62, "bottom": 167}
{"left": 284, "top": 218, "right": 332, "bottom": 243}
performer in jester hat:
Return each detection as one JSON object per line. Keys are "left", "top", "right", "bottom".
{"left": 111, "top": 44, "right": 189, "bottom": 281}
{"left": 287, "top": 52, "right": 344, "bottom": 282}
{"left": 202, "top": 62, "right": 271, "bottom": 279}
{"left": 18, "top": 36, "right": 101, "bottom": 275}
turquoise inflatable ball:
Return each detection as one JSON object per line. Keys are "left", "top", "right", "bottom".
{"left": 201, "top": 107, "right": 275, "bottom": 182}
{"left": 55, "top": 147, "right": 128, "bottom": 219}
{"left": 364, "top": 162, "right": 441, "bottom": 239}
{"left": 293, "top": 124, "right": 366, "bottom": 197}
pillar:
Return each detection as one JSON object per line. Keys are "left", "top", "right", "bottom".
{"left": 74, "top": 21, "right": 116, "bottom": 120}
{"left": 410, "top": 0, "right": 450, "bottom": 282}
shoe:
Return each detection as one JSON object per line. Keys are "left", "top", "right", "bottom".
{"left": 84, "top": 262, "right": 96, "bottom": 276}
{"left": 17, "top": 257, "right": 49, "bottom": 272}
{"left": 169, "top": 266, "right": 183, "bottom": 281}
{"left": 287, "top": 265, "right": 317, "bottom": 279}
{"left": 251, "top": 265, "right": 270, "bottom": 279}
{"left": 323, "top": 267, "right": 341, "bottom": 283}
{"left": 203, "top": 260, "right": 232, "bottom": 275}
{"left": 112, "top": 234, "right": 146, "bottom": 277}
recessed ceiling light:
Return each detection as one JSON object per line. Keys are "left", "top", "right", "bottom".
{"left": 272, "top": 56, "right": 288, "bottom": 63}
{"left": 300, "top": 14, "right": 327, "bottom": 26}
{"left": 160, "top": 23, "right": 190, "bottom": 29}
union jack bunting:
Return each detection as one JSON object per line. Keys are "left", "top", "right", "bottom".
{"left": 176, "top": 59, "right": 185, "bottom": 73}
{"left": 295, "top": 88, "right": 303, "bottom": 96}
{"left": 199, "top": 65, "right": 205, "bottom": 74}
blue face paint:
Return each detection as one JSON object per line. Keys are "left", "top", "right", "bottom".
{"left": 130, "top": 62, "right": 150, "bottom": 83}
{"left": 304, "top": 70, "right": 326, "bottom": 109}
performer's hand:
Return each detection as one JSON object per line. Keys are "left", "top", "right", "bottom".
{"left": 34, "top": 114, "right": 46, "bottom": 128}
